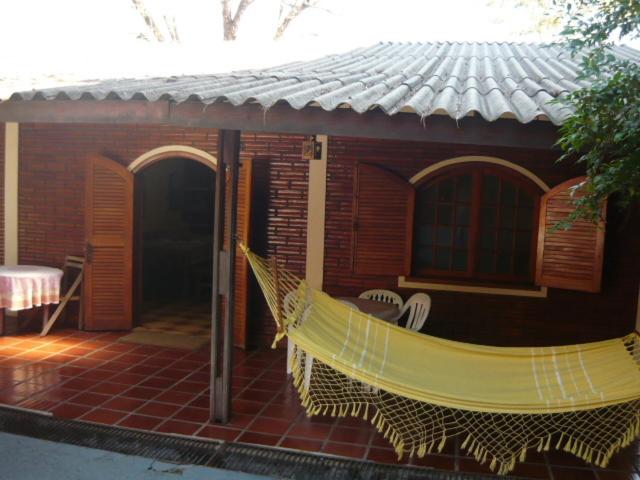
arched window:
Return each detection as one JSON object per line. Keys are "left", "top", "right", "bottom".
{"left": 412, "top": 165, "right": 541, "bottom": 283}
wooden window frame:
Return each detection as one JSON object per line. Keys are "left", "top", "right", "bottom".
{"left": 410, "top": 164, "right": 542, "bottom": 286}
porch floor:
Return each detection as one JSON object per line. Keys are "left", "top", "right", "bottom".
{"left": 0, "top": 329, "right": 637, "bottom": 479}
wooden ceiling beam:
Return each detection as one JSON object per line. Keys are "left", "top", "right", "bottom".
{"left": 0, "top": 100, "right": 169, "bottom": 125}
{"left": 0, "top": 99, "right": 560, "bottom": 150}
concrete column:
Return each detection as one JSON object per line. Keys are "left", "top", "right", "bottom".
{"left": 305, "top": 135, "right": 328, "bottom": 290}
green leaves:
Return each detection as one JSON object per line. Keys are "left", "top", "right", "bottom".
{"left": 554, "top": 0, "right": 640, "bottom": 224}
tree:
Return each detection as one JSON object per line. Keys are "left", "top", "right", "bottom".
{"left": 274, "top": 0, "right": 320, "bottom": 40}
{"left": 132, "top": 0, "right": 321, "bottom": 42}
{"left": 221, "top": 0, "right": 255, "bottom": 41}
{"left": 131, "top": 0, "right": 180, "bottom": 42}
{"left": 488, "top": 0, "right": 561, "bottom": 35}
{"left": 222, "top": 0, "right": 320, "bottom": 41}
{"left": 553, "top": 0, "right": 640, "bottom": 225}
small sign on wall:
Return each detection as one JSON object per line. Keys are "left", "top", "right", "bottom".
{"left": 302, "top": 136, "right": 323, "bottom": 160}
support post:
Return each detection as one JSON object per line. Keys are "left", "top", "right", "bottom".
{"left": 4, "top": 122, "right": 18, "bottom": 267}
{"left": 636, "top": 284, "right": 640, "bottom": 333}
{"left": 209, "top": 129, "right": 241, "bottom": 423}
{"left": 305, "top": 135, "right": 328, "bottom": 289}
{"left": 3, "top": 123, "right": 19, "bottom": 336}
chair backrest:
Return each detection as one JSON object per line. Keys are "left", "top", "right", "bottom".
{"left": 61, "top": 256, "right": 84, "bottom": 294}
{"left": 283, "top": 291, "right": 297, "bottom": 316}
{"left": 358, "top": 289, "right": 404, "bottom": 308}
{"left": 64, "top": 255, "right": 84, "bottom": 272}
{"left": 399, "top": 293, "right": 431, "bottom": 331}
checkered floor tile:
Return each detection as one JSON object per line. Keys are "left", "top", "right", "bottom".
{"left": 137, "top": 303, "right": 210, "bottom": 337}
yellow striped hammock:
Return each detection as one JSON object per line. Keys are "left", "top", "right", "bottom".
{"left": 240, "top": 244, "right": 640, "bottom": 475}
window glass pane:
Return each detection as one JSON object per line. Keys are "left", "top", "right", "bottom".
{"left": 500, "top": 206, "right": 515, "bottom": 229}
{"left": 455, "top": 227, "right": 469, "bottom": 248}
{"left": 518, "top": 189, "right": 533, "bottom": 207}
{"left": 453, "top": 250, "right": 468, "bottom": 271}
{"left": 480, "top": 207, "right": 497, "bottom": 229}
{"left": 514, "top": 253, "right": 530, "bottom": 276}
{"left": 498, "top": 229, "right": 513, "bottom": 251}
{"left": 496, "top": 253, "right": 512, "bottom": 274}
{"left": 436, "top": 226, "right": 452, "bottom": 246}
{"left": 416, "top": 225, "right": 434, "bottom": 246}
{"left": 438, "top": 178, "right": 454, "bottom": 202}
{"left": 415, "top": 203, "right": 435, "bottom": 223}
{"left": 456, "top": 174, "right": 472, "bottom": 202}
{"left": 455, "top": 206, "right": 470, "bottom": 225}
{"left": 480, "top": 229, "right": 496, "bottom": 250}
{"left": 435, "top": 248, "right": 451, "bottom": 269}
{"left": 437, "top": 205, "right": 453, "bottom": 225}
{"left": 501, "top": 182, "right": 517, "bottom": 206}
{"left": 477, "top": 250, "right": 495, "bottom": 273}
{"left": 482, "top": 175, "right": 499, "bottom": 204}
{"left": 515, "top": 231, "right": 531, "bottom": 252}
{"left": 424, "top": 185, "right": 437, "bottom": 201}
{"left": 517, "top": 207, "right": 533, "bottom": 230}
{"left": 415, "top": 247, "right": 434, "bottom": 267}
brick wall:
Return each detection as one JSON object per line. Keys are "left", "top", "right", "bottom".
{"left": 17, "top": 124, "right": 307, "bottom": 346}
{"left": 323, "top": 136, "right": 640, "bottom": 346}
{"left": 18, "top": 124, "right": 219, "bottom": 266}
{"left": 14, "top": 124, "right": 639, "bottom": 348}
{"left": 240, "top": 133, "right": 308, "bottom": 346}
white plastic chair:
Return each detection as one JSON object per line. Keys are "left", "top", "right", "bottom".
{"left": 395, "top": 293, "right": 431, "bottom": 331}
{"left": 284, "top": 291, "right": 297, "bottom": 317}
{"left": 359, "top": 289, "right": 404, "bottom": 308}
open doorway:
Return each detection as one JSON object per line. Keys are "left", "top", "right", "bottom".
{"left": 84, "top": 151, "right": 252, "bottom": 348}
{"left": 133, "top": 157, "right": 215, "bottom": 348}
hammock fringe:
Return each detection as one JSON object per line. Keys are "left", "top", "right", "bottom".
{"left": 243, "top": 244, "right": 640, "bottom": 475}
{"left": 290, "top": 342, "right": 640, "bottom": 475}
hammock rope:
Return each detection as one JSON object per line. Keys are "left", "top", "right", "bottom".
{"left": 240, "top": 244, "right": 640, "bottom": 475}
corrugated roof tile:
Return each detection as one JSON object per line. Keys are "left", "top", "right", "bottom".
{"left": 8, "top": 41, "right": 639, "bottom": 125}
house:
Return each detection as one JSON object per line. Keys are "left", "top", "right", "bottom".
{"left": 0, "top": 41, "right": 638, "bottom": 474}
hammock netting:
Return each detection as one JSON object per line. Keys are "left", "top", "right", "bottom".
{"left": 240, "top": 245, "right": 640, "bottom": 475}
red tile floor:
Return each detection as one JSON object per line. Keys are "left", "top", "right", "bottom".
{"left": 0, "top": 329, "right": 638, "bottom": 479}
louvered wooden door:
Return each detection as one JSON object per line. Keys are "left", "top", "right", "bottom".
{"left": 223, "top": 159, "right": 253, "bottom": 348}
{"left": 84, "top": 155, "right": 134, "bottom": 330}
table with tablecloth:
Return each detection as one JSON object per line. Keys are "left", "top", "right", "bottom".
{"left": 337, "top": 296, "right": 399, "bottom": 322}
{"left": 0, "top": 266, "right": 63, "bottom": 334}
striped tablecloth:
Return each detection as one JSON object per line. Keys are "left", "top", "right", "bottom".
{"left": 0, "top": 266, "right": 63, "bottom": 311}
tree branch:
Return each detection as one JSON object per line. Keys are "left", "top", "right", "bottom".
{"left": 131, "top": 0, "right": 166, "bottom": 42}
{"left": 274, "top": 0, "right": 318, "bottom": 40}
{"left": 233, "top": 0, "right": 256, "bottom": 23}
{"left": 221, "top": 0, "right": 256, "bottom": 41}
{"left": 163, "top": 15, "right": 180, "bottom": 42}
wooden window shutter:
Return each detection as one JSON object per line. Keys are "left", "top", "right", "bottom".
{"left": 352, "top": 163, "right": 414, "bottom": 276}
{"left": 535, "top": 176, "right": 606, "bottom": 293}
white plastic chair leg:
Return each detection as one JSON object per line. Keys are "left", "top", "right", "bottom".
{"left": 303, "top": 353, "right": 314, "bottom": 391}
{"left": 286, "top": 338, "right": 294, "bottom": 374}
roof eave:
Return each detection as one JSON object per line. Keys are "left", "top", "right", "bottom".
{"left": 0, "top": 98, "right": 561, "bottom": 150}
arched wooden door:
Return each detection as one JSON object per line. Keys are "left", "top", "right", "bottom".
{"left": 83, "top": 154, "right": 134, "bottom": 330}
